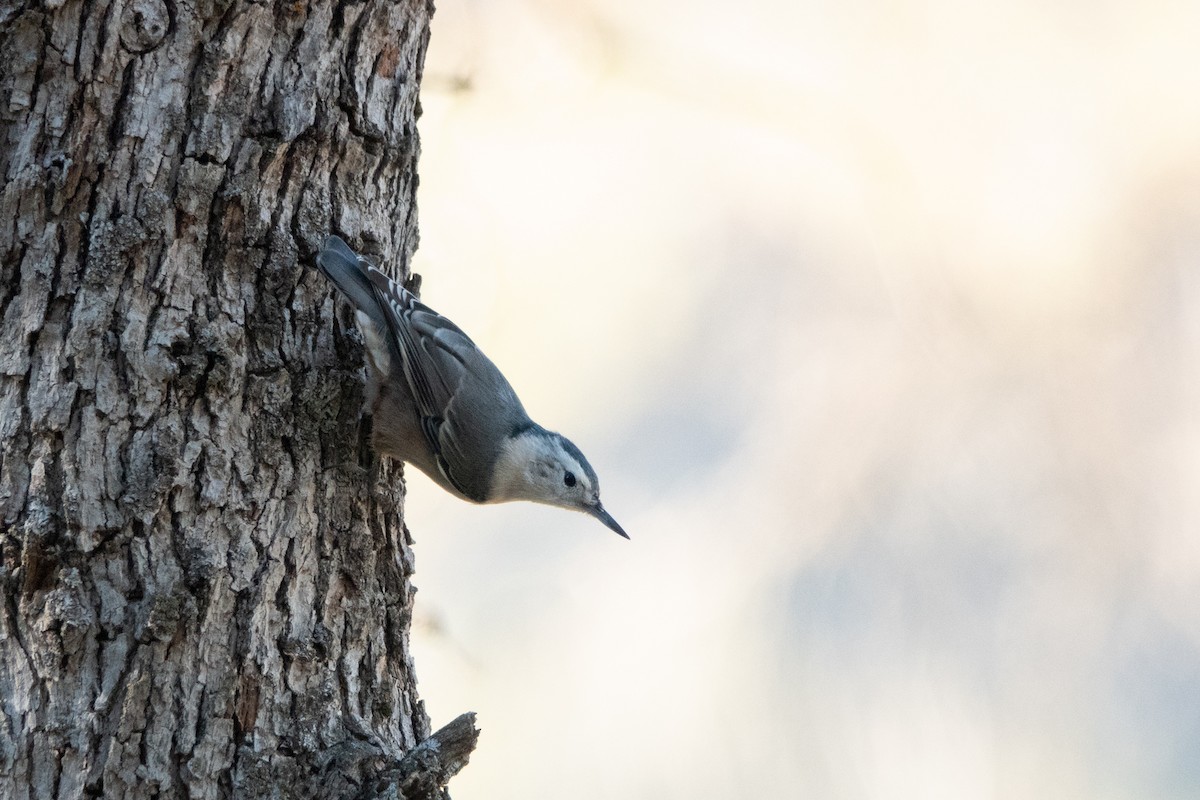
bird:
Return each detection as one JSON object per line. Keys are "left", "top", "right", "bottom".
{"left": 316, "top": 235, "right": 627, "bottom": 538}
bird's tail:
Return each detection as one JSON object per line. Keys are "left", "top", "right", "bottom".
{"left": 316, "top": 235, "right": 386, "bottom": 326}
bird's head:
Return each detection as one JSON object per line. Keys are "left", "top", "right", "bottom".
{"left": 490, "top": 427, "right": 627, "bottom": 538}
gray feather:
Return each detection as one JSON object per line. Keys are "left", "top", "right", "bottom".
{"left": 367, "top": 269, "right": 532, "bottom": 501}
{"left": 316, "top": 236, "right": 387, "bottom": 328}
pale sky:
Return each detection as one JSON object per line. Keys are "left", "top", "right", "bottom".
{"left": 402, "top": 2, "right": 1200, "bottom": 798}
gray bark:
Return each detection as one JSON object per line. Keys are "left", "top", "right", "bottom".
{"left": 0, "top": 0, "right": 476, "bottom": 797}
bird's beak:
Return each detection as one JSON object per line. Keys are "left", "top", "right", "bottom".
{"left": 586, "top": 502, "right": 629, "bottom": 539}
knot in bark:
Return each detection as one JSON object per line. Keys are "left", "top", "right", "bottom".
{"left": 119, "top": 0, "right": 169, "bottom": 53}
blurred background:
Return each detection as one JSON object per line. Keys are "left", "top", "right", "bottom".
{"left": 403, "top": 1, "right": 1200, "bottom": 797}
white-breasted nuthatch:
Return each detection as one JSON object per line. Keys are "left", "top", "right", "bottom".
{"left": 317, "top": 235, "right": 627, "bottom": 538}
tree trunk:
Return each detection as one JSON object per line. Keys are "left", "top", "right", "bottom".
{"left": 0, "top": 0, "right": 476, "bottom": 797}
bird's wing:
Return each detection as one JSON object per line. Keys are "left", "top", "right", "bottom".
{"left": 367, "top": 268, "right": 528, "bottom": 501}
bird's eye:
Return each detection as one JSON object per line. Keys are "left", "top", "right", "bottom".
{"left": 564, "top": 471, "right": 577, "bottom": 488}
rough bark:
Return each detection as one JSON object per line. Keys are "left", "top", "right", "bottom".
{"left": 0, "top": 0, "right": 473, "bottom": 797}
